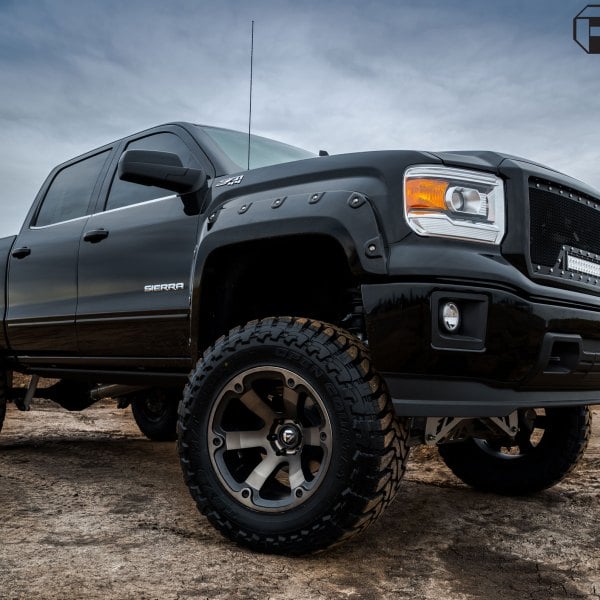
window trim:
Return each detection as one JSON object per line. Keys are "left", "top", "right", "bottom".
{"left": 29, "top": 193, "right": 179, "bottom": 230}
{"left": 30, "top": 213, "right": 90, "bottom": 230}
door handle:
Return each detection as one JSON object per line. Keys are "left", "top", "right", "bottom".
{"left": 83, "top": 229, "right": 109, "bottom": 243}
{"left": 11, "top": 247, "right": 31, "bottom": 259}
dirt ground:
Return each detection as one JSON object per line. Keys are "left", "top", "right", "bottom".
{"left": 0, "top": 387, "right": 598, "bottom": 600}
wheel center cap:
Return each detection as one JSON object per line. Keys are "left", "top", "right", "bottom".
{"left": 279, "top": 425, "right": 301, "bottom": 449}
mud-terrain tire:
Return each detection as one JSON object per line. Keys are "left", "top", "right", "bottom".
{"left": 131, "top": 389, "right": 179, "bottom": 442}
{"left": 439, "top": 406, "right": 591, "bottom": 495}
{"left": 178, "top": 317, "right": 409, "bottom": 555}
{"left": 0, "top": 371, "right": 6, "bottom": 435}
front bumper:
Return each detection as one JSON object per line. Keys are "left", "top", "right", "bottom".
{"left": 363, "top": 254, "right": 600, "bottom": 417}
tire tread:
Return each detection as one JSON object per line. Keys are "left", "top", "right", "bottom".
{"left": 178, "top": 317, "right": 409, "bottom": 554}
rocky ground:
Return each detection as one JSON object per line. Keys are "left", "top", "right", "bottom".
{"left": 0, "top": 388, "right": 598, "bottom": 600}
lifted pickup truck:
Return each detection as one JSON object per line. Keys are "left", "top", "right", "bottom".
{"left": 0, "top": 123, "right": 596, "bottom": 554}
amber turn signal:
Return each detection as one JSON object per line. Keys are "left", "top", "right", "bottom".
{"left": 405, "top": 178, "right": 449, "bottom": 211}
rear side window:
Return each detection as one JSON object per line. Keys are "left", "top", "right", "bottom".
{"left": 105, "top": 132, "right": 201, "bottom": 211}
{"left": 35, "top": 151, "right": 110, "bottom": 227}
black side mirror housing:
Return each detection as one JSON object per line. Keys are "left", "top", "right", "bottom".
{"left": 118, "top": 150, "right": 207, "bottom": 194}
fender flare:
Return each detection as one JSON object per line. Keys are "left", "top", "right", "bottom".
{"left": 189, "top": 188, "right": 388, "bottom": 357}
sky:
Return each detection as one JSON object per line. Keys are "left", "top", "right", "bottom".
{"left": 1, "top": 0, "right": 599, "bottom": 236}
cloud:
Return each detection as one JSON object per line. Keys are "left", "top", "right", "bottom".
{"left": 0, "top": 0, "right": 598, "bottom": 235}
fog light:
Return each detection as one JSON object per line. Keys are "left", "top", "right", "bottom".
{"left": 441, "top": 302, "right": 460, "bottom": 332}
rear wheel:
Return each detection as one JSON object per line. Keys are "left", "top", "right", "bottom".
{"left": 178, "top": 317, "right": 409, "bottom": 554}
{"left": 439, "top": 406, "right": 591, "bottom": 495}
{"left": 131, "top": 389, "right": 179, "bottom": 441}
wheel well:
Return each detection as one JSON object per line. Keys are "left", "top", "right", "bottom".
{"left": 197, "top": 235, "right": 357, "bottom": 351}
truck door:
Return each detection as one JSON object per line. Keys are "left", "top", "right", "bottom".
{"left": 76, "top": 130, "right": 206, "bottom": 359}
{"left": 6, "top": 149, "right": 111, "bottom": 354}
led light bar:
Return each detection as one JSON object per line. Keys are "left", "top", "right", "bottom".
{"left": 567, "top": 254, "right": 600, "bottom": 277}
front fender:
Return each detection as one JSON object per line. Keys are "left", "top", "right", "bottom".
{"left": 189, "top": 188, "right": 388, "bottom": 357}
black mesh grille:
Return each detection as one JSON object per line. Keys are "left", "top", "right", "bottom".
{"left": 530, "top": 187, "right": 600, "bottom": 267}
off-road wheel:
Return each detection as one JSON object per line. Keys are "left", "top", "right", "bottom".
{"left": 131, "top": 389, "right": 179, "bottom": 441}
{"left": 438, "top": 406, "right": 591, "bottom": 495}
{"left": 178, "top": 317, "right": 409, "bottom": 555}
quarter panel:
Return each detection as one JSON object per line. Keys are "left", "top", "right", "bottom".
{"left": 0, "top": 236, "right": 16, "bottom": 351}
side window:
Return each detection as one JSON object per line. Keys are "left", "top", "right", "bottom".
{"left": 34, "top": 151, "right": 110, "bottom": 227}
{"left": 105, "top": 133, "right": 200, "bottom": 211}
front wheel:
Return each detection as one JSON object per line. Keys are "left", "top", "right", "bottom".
{"left": 438, "top": 406, "right": 592, "bottom": 495}
{"left": 178, "top": 317, "right": 410, "bottom": 555}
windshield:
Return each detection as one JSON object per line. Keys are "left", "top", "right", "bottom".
{"left": 198, "top": 126, "right": 315, "bottom": 170}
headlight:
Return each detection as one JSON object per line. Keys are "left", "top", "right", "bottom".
{"left": 404, "top": 165, "right": 505, "bottom": 244}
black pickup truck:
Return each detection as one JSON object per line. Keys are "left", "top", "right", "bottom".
{"left": 0, "top": 122, "right": 596, "bottom": 554}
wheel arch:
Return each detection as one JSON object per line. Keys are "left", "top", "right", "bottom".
{"left": 192, "top": 233, "right": 359, "bottom": 356}
{"left": 190, "top": 189, "right": 389, "bottom": 357}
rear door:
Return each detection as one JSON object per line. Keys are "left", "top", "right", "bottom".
{"left": 6, "top": 149, "right": 111, "bottom": 354}
{"left": 76, "top": 128, "right": 209, "bottom": 359}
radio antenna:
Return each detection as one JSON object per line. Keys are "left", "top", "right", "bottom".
{"left": 247, "top": 20, "right": 254, "bottom": 170}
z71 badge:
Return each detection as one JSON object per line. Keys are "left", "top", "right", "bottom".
{"left": 215, "top": 175, "right": 244, "bottom": 187}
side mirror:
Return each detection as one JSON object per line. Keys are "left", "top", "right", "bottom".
{"left": 118, "top": 150, "right": 206, "bottom": 194}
